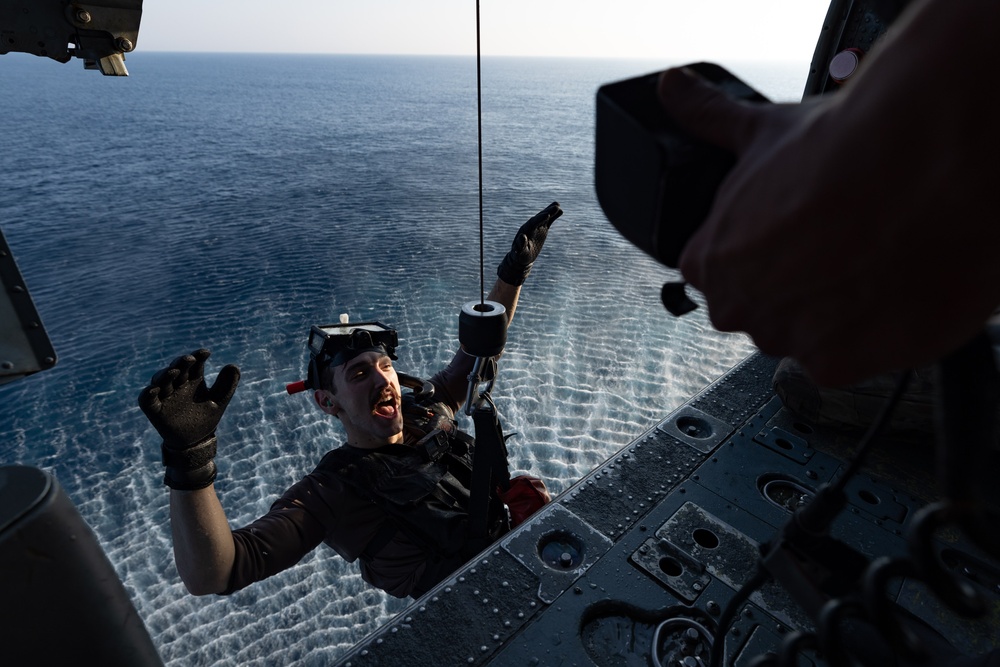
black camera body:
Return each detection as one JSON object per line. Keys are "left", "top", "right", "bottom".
{"left": 595, "top": 62, "right": 769, "bottom": 269}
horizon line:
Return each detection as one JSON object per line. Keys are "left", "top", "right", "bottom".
{"left": 125, "top": 50, "right": 807, "bottom": 64}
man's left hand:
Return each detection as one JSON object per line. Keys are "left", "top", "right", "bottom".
{"left": 497, "top": 202, "right": 562, "bottom": 286}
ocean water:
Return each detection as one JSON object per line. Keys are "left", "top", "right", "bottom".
{"left": 0, "top": 53, "right": 804, "bottom": 665}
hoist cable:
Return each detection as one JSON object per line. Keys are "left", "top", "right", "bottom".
{"left": 476, "top": 0, "right": 485, "bottom": 306}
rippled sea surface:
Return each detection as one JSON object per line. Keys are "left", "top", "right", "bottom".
{"left": 0, "top": 53, "right": 804, "bottom": 665}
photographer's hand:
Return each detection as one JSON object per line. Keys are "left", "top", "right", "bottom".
{"left": 659, "top": 0, "right": 1000, "bottom": 386}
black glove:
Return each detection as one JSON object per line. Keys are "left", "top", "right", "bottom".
{"left": 496, "top": 202, "right": 563, "bottom": 286}
{"left": 138, "top": 349, "right": 240, "bottom": 490}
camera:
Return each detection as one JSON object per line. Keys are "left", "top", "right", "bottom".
{"left": 595, "top": 62, "right": 769, "bottom": 269}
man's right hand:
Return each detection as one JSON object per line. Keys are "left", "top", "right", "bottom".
{"left": 139, "top": 349, "right": 240, "bottom": 490}
{"left": 139, "top": 349, "right": 240, "bottom": 450}
{"left": 139, "top": 350, "right": 240, "bottom": 592}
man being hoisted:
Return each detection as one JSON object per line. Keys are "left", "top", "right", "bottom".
{"left": 138, "top": 203, "right": 560, "bottom": 600}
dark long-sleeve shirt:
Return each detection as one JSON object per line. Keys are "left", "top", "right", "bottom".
{"left": 224, "top": 350, "right": 480, "bottom": 598}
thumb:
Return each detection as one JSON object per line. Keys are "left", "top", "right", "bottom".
{"left": 511, "top": 233, "right": 528, "bottom": 257}
{"left": 657, "top": 67, "right": 759, "bottom": 154}
{"left": 208, "top": 364, "right": 241, "bottom": 408}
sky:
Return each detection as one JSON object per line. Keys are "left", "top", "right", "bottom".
{"left": 137, "top": 0, "right": 834, "bottom": 63}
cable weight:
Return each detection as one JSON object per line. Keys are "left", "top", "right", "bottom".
{"left": 459, "top": 300, "right": 507, "bottom": 358}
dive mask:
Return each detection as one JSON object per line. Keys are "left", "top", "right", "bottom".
{"left": 287, "top": 317, "right": 399, "bottom": 394}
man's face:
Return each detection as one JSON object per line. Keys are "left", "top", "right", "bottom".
{"left": 321, "top": 350, "right": 403, "bottom": 448}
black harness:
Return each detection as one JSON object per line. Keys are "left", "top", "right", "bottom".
{"left": 319, "top": 386, "right": 510, "bottom": 594}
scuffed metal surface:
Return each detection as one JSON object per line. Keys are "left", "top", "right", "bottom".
{"left": 658, "top": 405, "right": 733, "bottom": 453}
{"left": 501, "top": 503, "right": 614, "bottom": 604}
{"left": 337, "top": 547, "right": 543, "bottom": 666}
{"left": 690, "top": 353, "right": 780, "bottom": 427}
{"left": 656, "top": 502, "right": 811, "bottom": 631}
{"left": 559, "top": 429, "right": 706, "bottom": 542}
{"left": 630, "top": 536, "right": 712, "bottom": 603}
{"left": 657, "top": 502, "right": 760, "bottom": 591}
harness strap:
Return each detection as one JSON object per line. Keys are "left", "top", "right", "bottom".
{"left": 468, "top": 403, "right": 511, "bottom": 540}
{"left": 323, "top": 390, "right": 510, "bottom": 574}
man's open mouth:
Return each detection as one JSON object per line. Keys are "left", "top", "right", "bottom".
{"left": 372, "top": 394, "right": 398, "bottom": 418}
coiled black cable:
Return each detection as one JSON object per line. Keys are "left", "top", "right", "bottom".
{"left": 736, "top": 332, "right": 1000, "bottom": 666}
{"left": 707, "top": 370, "right": 912, "bottom": 667}
{"left": 707, "top": 565, "right": 770, "bottom": 667}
